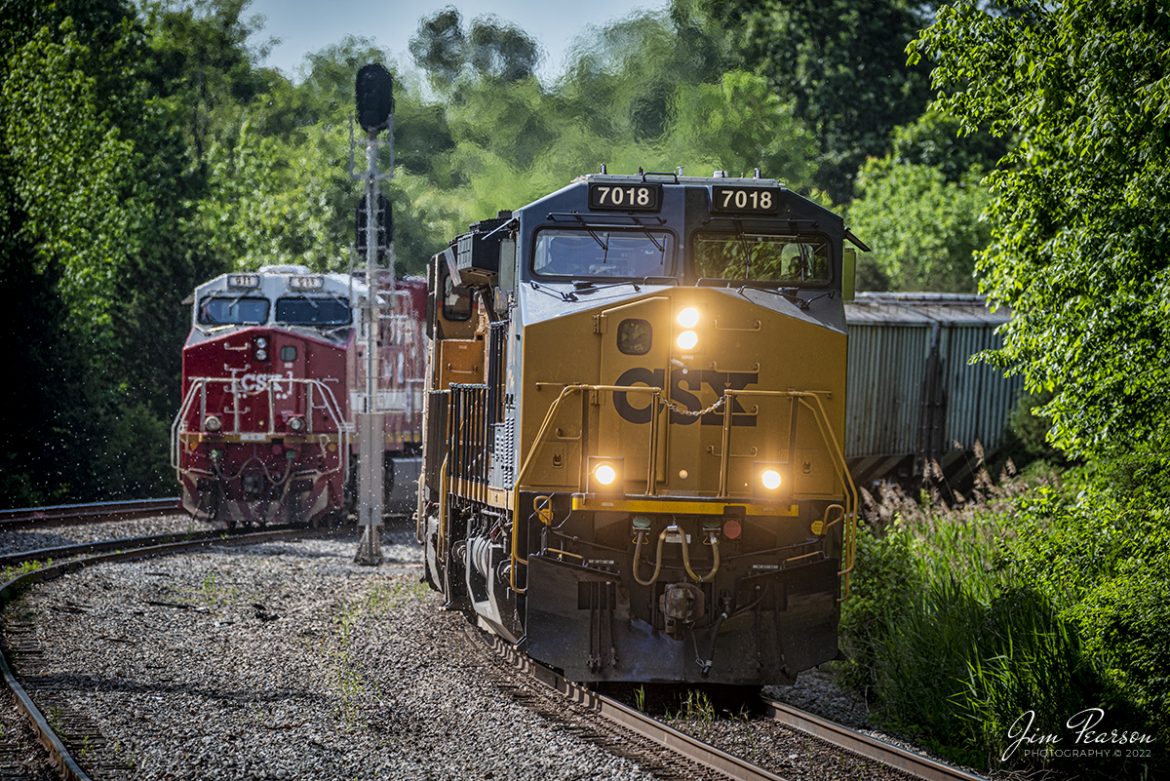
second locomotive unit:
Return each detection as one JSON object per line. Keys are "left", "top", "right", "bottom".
{"left": 418, "top": 171, "right": 860, "bottom": 684}
{"left": 173, "top": 266, "right": 426, "bottom": 527}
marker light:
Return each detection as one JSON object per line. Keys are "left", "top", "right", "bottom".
{"left": 592, "top": 463, "right": 618, "bottom": 486}
{"left": 676, "top": 306, "right": 701, "bottom": 329}
{"left": 761, "top": 468, "right": 783, "bottom": 490}
{"left": 288, "top": 416, "right": 306, "bottom": 433}
{"left": 203, "top": 415, "right": 222, "bottom": 433}
{"left": 676, "top": 330, "right": 699, "bottom": 351}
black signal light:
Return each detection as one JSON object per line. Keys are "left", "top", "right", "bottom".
{"left": 355, "top": 63, "right": 394, "bottom": 133}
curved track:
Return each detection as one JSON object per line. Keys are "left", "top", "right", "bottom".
{"left": 478, "top": 630, "right": 987, "bottom": 781}
{"left": 0, "top": 525, "right": 316, "bottom": 781}
{"left": 0, "top": 498, "right": 181, "bottom": 530}
{"left": 760, "top": 698, "right": 987, "bottom": 781}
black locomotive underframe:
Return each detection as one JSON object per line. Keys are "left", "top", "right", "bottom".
{"left": 521, "top": 548, "right": 841, "bottom": 685}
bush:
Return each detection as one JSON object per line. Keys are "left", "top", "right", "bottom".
{"left": 836, "top": 461, "right": 1168, "bottom": 778}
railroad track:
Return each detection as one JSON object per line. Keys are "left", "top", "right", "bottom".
{"left": 760, "top": 698, "right": 986, "bottom": 781}
{"left": 478, "top": 630, "right": 987, "bottom": 781}
{"left": 0, "top": 525, "right": 319, "bottom": 781}
{"left": 0, "top": 498, "right": 181, "bottom": 529}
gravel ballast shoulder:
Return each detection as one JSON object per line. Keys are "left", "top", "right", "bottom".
{"left": 0, "top": 513, "right": 204, "bottom": 558}
{"left": 2, "top": 532, "right": 656, "bottom": 780}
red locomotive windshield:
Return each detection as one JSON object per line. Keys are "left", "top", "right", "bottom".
{"left": 275, "top": 296, "right": 351, "bottom": 326}
{"left": 198, "top": 296, "right": 269, "bottom": 325}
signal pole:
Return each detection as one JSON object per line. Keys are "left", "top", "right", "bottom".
{"left": 353, "top": 64, "right": 394, "bottom": 566}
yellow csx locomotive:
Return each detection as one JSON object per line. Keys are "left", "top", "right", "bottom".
{"left": 417, "top": 171, "right": 860, "bottom": 684}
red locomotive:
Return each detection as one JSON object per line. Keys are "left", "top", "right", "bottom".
{"left": 172, "top": 265, "right": 426, "bottom": 526}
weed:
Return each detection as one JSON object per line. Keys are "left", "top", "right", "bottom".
{"left": 669, "top": 689, "right": 715, "bottom": 722}
{"left": 633, "top": 685, "right": 646, "bottom": 712}
{"left": 196, "top": 571, "right": 239, "bottom": 607}
{"left": 0, "top": 559, "right": 49, "bottom": 583}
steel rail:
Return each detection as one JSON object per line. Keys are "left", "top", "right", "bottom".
{"left": 0, "top": 497, "right": 181, "bottom": 529}
{"left": 480, "top": 631, "right": 788, "bottom": 781}
{"left": 761, "top": 697, "right": 989, "bottom": 781}
{"left": 0, "top": 528, "right": 263, "bottom": 569}
{"left": 0, "top": 525, "right": 317, "bottom": 781}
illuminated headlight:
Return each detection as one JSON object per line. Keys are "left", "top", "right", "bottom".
{"left": 255, "top": 337, "right": 269, "bottom": 349}
{"left": 203, "top": 415, "right": 222, "bottom": 433}
{"left": 592, "top": 462, "right": 618, "bottom": 486}
{"left": 288, "top": 416, "right": 306, "bottom": 433}
{"left": 255, "top": 348, "right": 268, "bottom": 361}
{"left": 676, "top": 306, "right": 700, "bottom": 329}
{"left": 676, "top": 330, "right": 699, "bottom": 351}
{"left": 761, "top": 468, "right": 783, "bottom": 490}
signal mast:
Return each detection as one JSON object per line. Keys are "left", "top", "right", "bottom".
{"left": 352, "top": 63, "right": 394, "bottom": 565}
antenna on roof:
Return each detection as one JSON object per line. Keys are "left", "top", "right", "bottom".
{"left": 600, "top": 163, "right": 607, "bottom": 174}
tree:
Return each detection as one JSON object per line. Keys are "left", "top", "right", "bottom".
{"left": 408, "top": 7, "right": 465, "bottom": 87}
{"left": 409, "top": 9, "right": 540, "bottom": 88}
{"left": 848, "top": 157, "right": 989, "bottom": 292}
{"left": 699, "top": 0, "right": 935, "bottom": 201}
{"left": 911, "top": 0, "right": 1170, "bottom": 458}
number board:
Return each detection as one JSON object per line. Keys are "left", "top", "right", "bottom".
{"left": 711, "top": 186, "right": 782, "bottom": 215}
{"left": 588, "top": 183, "right": 662, "bottom": 212}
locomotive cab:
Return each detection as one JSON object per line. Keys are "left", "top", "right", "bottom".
{"left": 418, "top": 173, "right": 859, "bottom": 685}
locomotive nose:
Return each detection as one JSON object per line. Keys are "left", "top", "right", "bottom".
{"left": 250, "top": 331, "right": 273, "bottom": 364}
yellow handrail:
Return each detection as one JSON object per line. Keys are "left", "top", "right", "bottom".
{"left": 507, "top": 384, "right": 858, "bottom": 599}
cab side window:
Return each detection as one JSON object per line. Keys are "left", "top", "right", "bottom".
{"left": 443, "top": 274, "right": 472, "bottom": 321}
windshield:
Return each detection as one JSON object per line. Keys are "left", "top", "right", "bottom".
{"left": 275, "top": 296, "right": 351, "bottom": 326}
{"left": 534, "top": 229, "right": 673, "bottom": 279}
{"left": 198, "top": 296, "right": 269, "bottom": 325}
{"left": 694, "top": 233, "right": 831, "bottom": 286}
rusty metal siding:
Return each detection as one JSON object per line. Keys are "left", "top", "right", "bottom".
{"left": 844, "top": 293, "right": 1024, "bottom": 461}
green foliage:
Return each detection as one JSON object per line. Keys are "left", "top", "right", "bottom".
{"left": 840, "top": 463, "right": 1169, "bottom": 776}
{"left": 910, "top": 0, "right": 1170, "bottom": 460}
{"left": 409, "top": 8, "right": 540, "bottom": 89}
{"left": 889, "top": 110, "right": 1005, "bottom": 183}
{"left": 701, "top": 0, "right": 934, "bottom": 200}
{"left": 1003, "top": 391, "right": 1062, "bottom": 465}
{"left": 848, "top": 157, "right": 989, "bottom": 292}
{"left": 196, "top": 121, "right": 350, "bottom": 271}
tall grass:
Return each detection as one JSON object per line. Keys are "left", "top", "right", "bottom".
{"left": 837, "top": 458, "right": 1167, "bottom": 778}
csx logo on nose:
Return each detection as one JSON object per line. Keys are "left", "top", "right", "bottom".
{"left": 613, "top": 367, "right": 758, "bottom": 426}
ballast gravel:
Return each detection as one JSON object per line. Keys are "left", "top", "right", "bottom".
{"left": 0, "top": 513, "right": 202, "bottom": 559}
{"left": 2, "top": 531, "right": 656, "bottom": 781}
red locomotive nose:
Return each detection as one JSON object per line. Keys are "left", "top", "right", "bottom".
{"left": 251, "top": 332, "right": 272, "bottom": 363}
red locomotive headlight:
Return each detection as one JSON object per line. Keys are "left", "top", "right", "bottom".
{"left": 288, "top": 416, "right": 306, "bottom": 433}
{"left": 203, "top": 414, "right": 222, "bottom": 433}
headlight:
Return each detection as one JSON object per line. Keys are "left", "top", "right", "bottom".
{"left": 761, "top": 468, "right": 782, "bottom": 490}
{"left": 676, "top": 330, "right": 698, "bottom": 351}
{"left": 676, "top": 306, "right": 700, "bottom": 329}
{"left": 592, "top": 462, "right": 618, "bottom": 486}
{"left": 203, "top": 415, "right": 222, "bottom": 433}
{"left": 255, "top": 337, "right": 269, "bottom": 349}
{"left": 255, "top": 348, "right": 268, "bottom": 361}
{"left": 288, "top": 416, "right": 306, "bottom": 433}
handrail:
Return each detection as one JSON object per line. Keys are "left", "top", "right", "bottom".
{"left": 508, "top": 384, "right": 858, "bottom": 598}
{"left": 171, "top": 377, "right": 352, "bottom": 490}
{"left": 724, "top": 389, "right": 859, "bottom": 598}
